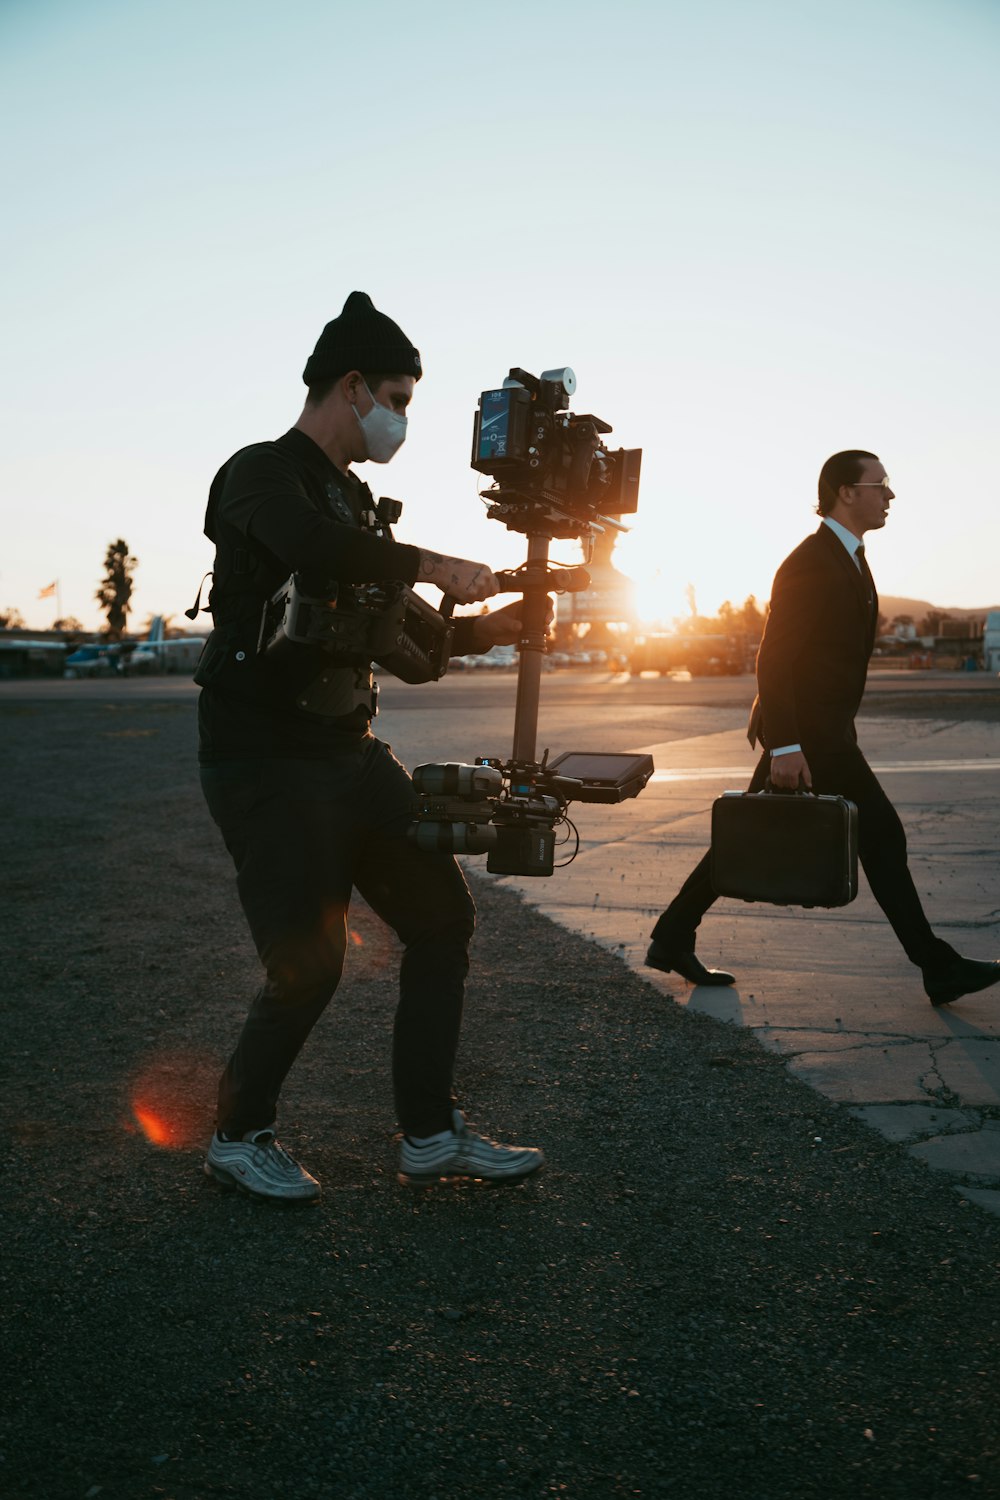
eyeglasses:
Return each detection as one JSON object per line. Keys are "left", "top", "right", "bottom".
{"left": 852, "top": 478, "right": 893, "bottom": 491}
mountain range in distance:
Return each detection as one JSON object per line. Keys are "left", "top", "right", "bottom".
{"left": 878, "top": 595, "right": 1000, "bottom": 622}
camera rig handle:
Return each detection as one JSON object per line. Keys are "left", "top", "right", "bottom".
{"left": 494, "top": 565, "right": 591, "bottom": 596}
{"left": 438, "top": 562, "right": 589, "bottom": 628}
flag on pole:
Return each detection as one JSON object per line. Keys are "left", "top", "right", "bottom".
{"left": 38, "top": 581, "right": 57, "bottom": 599}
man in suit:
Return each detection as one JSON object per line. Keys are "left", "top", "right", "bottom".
{"left": 645, "top": 450, "right": 1000, "bottom": 1008}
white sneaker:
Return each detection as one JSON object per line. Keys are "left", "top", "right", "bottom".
{"left": 398, "top": 1108, "right": 544, "bottom": 1187}
{"left": 203, "top": 1129, "right": 321, "bottom": 1202}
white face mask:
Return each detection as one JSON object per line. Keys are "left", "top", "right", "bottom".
{"left": 353, "top": 380, "right": 407, "bottom": 463}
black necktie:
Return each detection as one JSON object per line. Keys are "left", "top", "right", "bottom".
{"left": 856, "top": 544, "right": 875, "bottom": 615}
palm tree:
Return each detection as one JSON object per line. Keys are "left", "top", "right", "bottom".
{"left": 96, "top": 540, "right": 138, "bottom": 641}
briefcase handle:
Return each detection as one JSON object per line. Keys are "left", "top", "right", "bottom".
{"left": 762, "top": 776, "right": 815, "bottom": 798}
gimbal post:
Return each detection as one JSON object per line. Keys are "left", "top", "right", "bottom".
{"left": 510, "top": 532, "right": 554, "bottom": 763}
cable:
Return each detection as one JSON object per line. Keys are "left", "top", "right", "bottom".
{"left": 552, "top": 814, "right": 580, "bottom": 867}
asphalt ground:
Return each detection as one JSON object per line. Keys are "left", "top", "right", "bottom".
{"left": 4, "top": 679, "right": 1000, "bottom": 1500}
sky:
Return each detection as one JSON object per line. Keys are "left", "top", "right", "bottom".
{"left": 1, "top": 0, "right": 998, "bottom": 633}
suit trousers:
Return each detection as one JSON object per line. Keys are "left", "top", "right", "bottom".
{"left": 200, "top": 737, "right": 476, "bottom": 1140}
{"left": 651, "top": 744, "right": 952, "bottom": 971}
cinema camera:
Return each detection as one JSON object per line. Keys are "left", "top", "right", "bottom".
{"left": 409, "top": 367, "right": 653, "bottom": 877}
{"left": 470, "top": 366, "right": 641, "bottom": 535}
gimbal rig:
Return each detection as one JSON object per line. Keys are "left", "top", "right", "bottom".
{"left": 409, "top": 367, "right": 654, "bottom": 877}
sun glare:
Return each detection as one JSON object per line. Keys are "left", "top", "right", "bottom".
{"left": 629, "top": 569, "right": 690, "bottom": 632}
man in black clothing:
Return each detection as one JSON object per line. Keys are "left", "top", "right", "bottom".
{"left": 199, "top": 291, "right": 544, "bottom": 1200}
{"left": 645, "top": 450, "right": 1000, "bottom": 1009}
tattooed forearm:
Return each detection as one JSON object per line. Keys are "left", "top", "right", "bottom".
{"left": 418, "top": 550, "right": 496, "bottom": 602}
{"left": 452, "top": 566, "right": 484, "bottom": 590}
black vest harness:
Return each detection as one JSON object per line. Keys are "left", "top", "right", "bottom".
{"left": 195, "top": 447, "right": 380, "bottom": 723}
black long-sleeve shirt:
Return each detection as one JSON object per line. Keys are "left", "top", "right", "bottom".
{"left": 208, "top": 430, "right": 422, "bottom": 591}
{"left": 198, "top": 428, "right": 476, "bottom": 760}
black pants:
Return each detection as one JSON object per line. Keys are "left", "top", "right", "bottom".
{"left": 201, "top": 737, "right": 476, "bottom": 1139}
{"left": 652, "top": 744, "right": 953, "bottom": 971}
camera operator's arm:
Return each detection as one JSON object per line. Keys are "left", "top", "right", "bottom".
{"left": 213, "top": 448, "right": 502, "bottom": 610}
{"left": 247, "top": 501, "right": 419, "bottom": 583}
{"left": 214, "top": 449, "right": 420, "bottom": 584}
{"left": 416, "top": 550, "right": 499, "bottom": 605}
{"left": 218, "top": 449, "right": 499, "bottom": 604}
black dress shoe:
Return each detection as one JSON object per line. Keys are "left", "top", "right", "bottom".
{"left": 923, "top": 955, "right": 1000, "bottom": 1007}
{"left": 645, "top": 940, "right": 735, "bottom": 986}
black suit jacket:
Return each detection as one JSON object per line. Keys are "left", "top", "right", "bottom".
{"left": 747, "top": 522, "right": 879, "bottom": 753}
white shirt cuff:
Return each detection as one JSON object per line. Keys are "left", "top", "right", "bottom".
{"left": 770, "top": 744, "right": 802, "bottom": 757}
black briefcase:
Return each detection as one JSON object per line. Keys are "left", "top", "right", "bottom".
{"left": 710, "top": 787, "right": 859, "bottom": 908}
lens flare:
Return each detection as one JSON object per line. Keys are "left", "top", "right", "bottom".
{"left": 128, "top": 1050, "right": 216, "bottom": 1148}
{"left": 133, "top": 1105, "right": 172, "bottom": 1146}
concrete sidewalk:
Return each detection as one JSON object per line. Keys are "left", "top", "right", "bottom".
{"left": 491, "top": 715, "right": 1000, "bottom": 1210}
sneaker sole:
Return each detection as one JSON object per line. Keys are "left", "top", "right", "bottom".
{"left": 397, "top": 1161, "right": 544, "bottom": 1189}
{"left": 202, "top": 1159, "right": 321, "bottom": 1203}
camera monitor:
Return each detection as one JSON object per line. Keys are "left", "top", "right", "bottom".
{"left": 546, "top": 752, "right": 654, "bottom": 804}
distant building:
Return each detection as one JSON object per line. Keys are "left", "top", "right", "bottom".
{"left": 0, "top": 633, "right": 68, "bottom": 678}
{"left": 985, "top": 612, "right": 1000, "bottom": 673}
{"left": 941, "top": 617, "right": 985, "bottom": 640}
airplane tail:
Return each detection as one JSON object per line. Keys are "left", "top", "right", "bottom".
{"left": 147, "top": 615, "right": 165, "bottom": 644}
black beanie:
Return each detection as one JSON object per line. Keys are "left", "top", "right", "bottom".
{"left": 302, "top": 291, "right": 422, "bottom": 387}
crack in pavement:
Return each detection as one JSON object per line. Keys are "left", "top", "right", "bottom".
{"left": 755, "top": 1027, "right": 954, "bottom": 1049}
{"left": 918, "top": 1039, "right": 948, "bottom": 1101}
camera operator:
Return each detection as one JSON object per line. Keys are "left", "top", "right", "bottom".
{"left": 197, "top": 291, "right": 544, "bottom": 1200}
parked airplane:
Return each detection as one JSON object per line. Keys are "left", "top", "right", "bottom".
{"left": 63, "top": 641, "right": 129, "bottom": 677}
{"left": 128, "top": 616, "right": 207, "bottom": 675}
